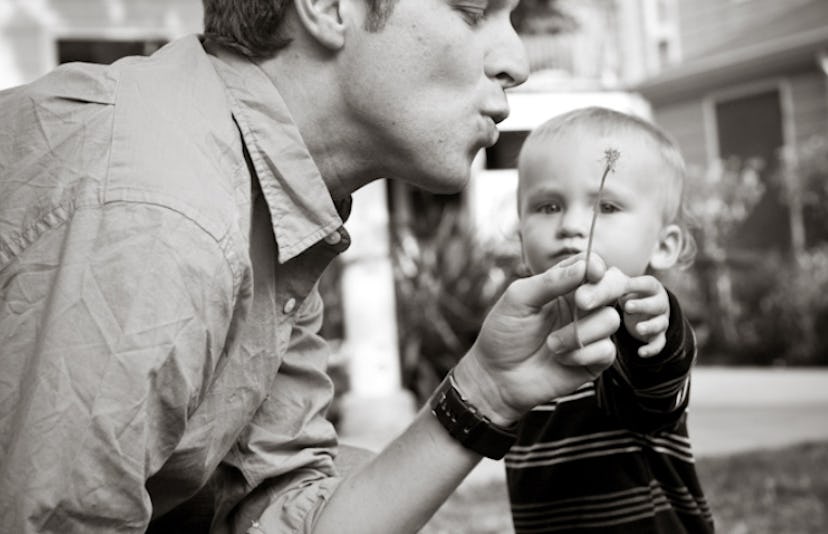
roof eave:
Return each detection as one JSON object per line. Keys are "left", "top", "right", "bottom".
{"left": 632, "top": 26, "right": 828, "bottom": 106}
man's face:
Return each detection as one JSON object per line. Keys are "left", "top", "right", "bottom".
{"left": 338, "top": 0, "right": 528, "bottom": 193}
{"left": 517, "top": 128, "right": 673, "bottom": 277}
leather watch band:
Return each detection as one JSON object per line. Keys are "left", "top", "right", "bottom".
{"left": 429, "top": 369, "right": 518, "bottom": 460}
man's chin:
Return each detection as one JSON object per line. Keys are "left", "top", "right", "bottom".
{"left": 405, "top": 170, "right": 470, "bottom": 195}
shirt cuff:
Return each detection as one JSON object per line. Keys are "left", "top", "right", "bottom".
{"left": 241, "top": 474, "right": 341, "bottom": 534}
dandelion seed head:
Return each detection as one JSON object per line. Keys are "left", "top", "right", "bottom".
{"left": 604, "top": 148, "right": 620, "bottom": 172}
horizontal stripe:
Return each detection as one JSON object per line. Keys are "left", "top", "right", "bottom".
{"left": 512, "top": 481, "right": 713, "bottom": 531}
{"left": 516, "top": 503, "right": 673, "bottom": 533}
{"left": 533, "top": 386, "right": 596, "bottom": 412}
{"left": 511, "top": 430, "right": 630, "bottom": 454}
{"left": 512, "top": 484, "right": 653, "bottom": 510}
{"left": 508, "top": 430, "right": 695, "bottom": 466}
{"left": 512, "top": 482, "right": 711, "bottom": 518}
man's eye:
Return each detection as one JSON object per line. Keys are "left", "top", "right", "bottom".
{"left": 599, "top": 202, "right": 620, "bottom": 214}
{"left": 457, "top": 6, "right": 486, "bottom": 26}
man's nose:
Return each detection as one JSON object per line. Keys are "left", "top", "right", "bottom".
{"left": 485, "top": 15, "right": 530, "bottom": 89}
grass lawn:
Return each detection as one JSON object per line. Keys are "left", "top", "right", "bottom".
{"left": 421, "top": 441, "right": 828, "bottom": 533}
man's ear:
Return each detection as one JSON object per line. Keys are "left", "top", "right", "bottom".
{"left": 293, "top": 0, "right": 346, "bottom": 50}
{"left": 649, "top": 223, "right": 681, "bottom": 271}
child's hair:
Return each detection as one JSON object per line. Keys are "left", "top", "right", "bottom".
{"left": 517, "top": 106, "right": 697, "bottom": 269}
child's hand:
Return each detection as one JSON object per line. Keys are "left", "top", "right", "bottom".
{"left": 618, "top": 275, "right": 670, "bottom": 358}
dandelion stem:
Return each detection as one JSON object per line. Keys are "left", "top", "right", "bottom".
{"left": 572, "top": 148, "right": 620, "bottom": 349}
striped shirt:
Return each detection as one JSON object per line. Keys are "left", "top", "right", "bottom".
{"left": 506, "top": 292, "right": 714, "bottom": 533}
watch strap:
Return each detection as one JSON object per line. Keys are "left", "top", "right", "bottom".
{"left": 430, "top": 369, "right": 518, "bottom": 460}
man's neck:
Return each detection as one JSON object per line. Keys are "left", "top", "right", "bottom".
{"left": 256, "top": 48, "right": 382, "bottom": 201}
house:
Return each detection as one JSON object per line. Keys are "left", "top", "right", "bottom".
{"left": 0, "top": 0, "right": 201, "bottom": 89}
{"left": 631, "top": 0, "right": 828, "bottom": 253}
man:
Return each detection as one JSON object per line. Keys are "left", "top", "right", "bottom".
{"left": 0, "top": 1, "right": 629, "bottom": 532}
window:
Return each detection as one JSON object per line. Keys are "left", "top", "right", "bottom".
{"left": 657, "top": 39, "right": 671, "bottom": 69}
{"left": 715, "top": 88, "right": 789, "bottom": 251}
{"left": 57, "top": 38, "right": 167, "bottom": 65}
{"left": 485, "top": 130, "right": 530, "bottom": 170}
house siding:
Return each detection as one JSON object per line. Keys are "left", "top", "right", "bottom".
{"left": 0, "top": 0, "right": 202, "bottom": 89}
{"left": 790, "top": 71, "right": 828, "bottom": 144}
{"left": 676, "top": 0, "right": 814, "bottom": 60}
{"left": 653, "top": 100, "right": 709, "bottom": 169}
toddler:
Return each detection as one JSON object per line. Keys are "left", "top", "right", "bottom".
{"left": 506, "top": 106, "right": 714, "bottom": 533}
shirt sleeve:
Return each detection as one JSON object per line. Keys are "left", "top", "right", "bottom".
{"left": 0, "top": 202, "right": 237, "bottom": 533}
{"left": 213, "top": 286, "right": 342, "bottom": 534}
{"left": 596, "top": 289, "right": 697, "bottom": 433}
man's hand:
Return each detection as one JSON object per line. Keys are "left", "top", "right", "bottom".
{"left": 453, "top": 254, "right": 626, "bottom": 427}
{"left": 617, "top": 274, "right": 671, "bottom": 358}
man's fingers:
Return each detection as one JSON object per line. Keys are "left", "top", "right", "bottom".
{"left": 551, "top": 338, "right": 617, "bottom": 369}
{"left": 573, "top": 266, "right": 629, "bottom": 311}
{"left": 509, "top": 257, "right": 604, "bottom": 310}
{"left": 546, "top": 306, "right": 620, "bottom": 355}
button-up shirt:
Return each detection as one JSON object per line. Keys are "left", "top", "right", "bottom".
{"left": 0, "top": 35, "right": 351, "bottom": 533}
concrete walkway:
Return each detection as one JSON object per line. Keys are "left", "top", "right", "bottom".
{"left": 688, "top": 366, "right": 828, "bottom": 457}
{"left": 341, "top": 367, "right": 828, "bottom": 488}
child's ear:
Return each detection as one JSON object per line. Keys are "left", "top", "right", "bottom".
{"left": 649, "top": 224, "right": 681, "bottom": 271}
{"left": 293, "top": 0, "right": 346, "bottom": 50}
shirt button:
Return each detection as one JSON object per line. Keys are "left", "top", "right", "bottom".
{"left": 283, "top": 298, "right": 297, "bottom": 314}
{"left": 324, "top": 230, "right": 342, "bottom": 245}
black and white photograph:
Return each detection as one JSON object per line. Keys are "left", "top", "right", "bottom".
{"left": 1, "top": 1, "right": 826, "bottom": 532}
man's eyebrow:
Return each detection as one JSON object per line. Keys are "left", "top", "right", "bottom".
{"left": 491, "top": 0, "right": 520, "bottom": 12}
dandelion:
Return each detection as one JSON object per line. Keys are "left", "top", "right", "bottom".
{"left": 572, "top": 147, "right": 620, "bottom": 348}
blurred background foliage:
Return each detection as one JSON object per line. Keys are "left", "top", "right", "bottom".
{"left": 388, "top": 189, "right": 526, "bottom": 403}
{"left": 352, "top": 135, "right": 828, "bottom": 404}
{"left": 312, "top": 0, "right": 828, "bottom": 404}
{"left": 306, "top": 0, "right": 828, "bottom": 433}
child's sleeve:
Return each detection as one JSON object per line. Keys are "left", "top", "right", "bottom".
{"left": 595, "top": 289, "right": 696, "bottom": 434}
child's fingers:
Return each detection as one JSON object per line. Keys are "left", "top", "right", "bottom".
{"left": 623, "top": 275, "right": 663, "bottom": 297}
{"left": 623, "top": 292, "right": 669, "bottom": 317}
{"left": 637, "top": 333, "right": 667, "bottom": 358}
{"left": 632, "top": 314, "right": 669, "bottom": 338}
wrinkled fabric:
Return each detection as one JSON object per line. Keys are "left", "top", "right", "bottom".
{"left": 0, "top": 35, "right": 350, "bottom": 533}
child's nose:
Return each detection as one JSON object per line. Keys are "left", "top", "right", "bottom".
{"left": 557, "top": 207, "right": 590, "bottom": 238}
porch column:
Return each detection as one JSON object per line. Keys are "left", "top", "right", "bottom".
{"left": 337, "top": 179, "right": 416, "bottom": 451}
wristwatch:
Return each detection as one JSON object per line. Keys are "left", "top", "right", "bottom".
{"left": 430, "top": 369, "right": 518, "bottom": 460}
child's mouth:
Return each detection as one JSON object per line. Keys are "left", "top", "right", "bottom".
{"left": 551, "top": 248, "right": 582, "bottom": 264}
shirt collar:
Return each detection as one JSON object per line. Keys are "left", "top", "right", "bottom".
{"left": 205, "top": 39, "right": 346, "bottom": 263}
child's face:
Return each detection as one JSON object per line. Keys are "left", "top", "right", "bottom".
{"left": 517, "top": 127, "right": 680, "bottom": 277}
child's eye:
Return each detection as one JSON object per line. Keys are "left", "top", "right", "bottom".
{"left": 535, "top": 202, "right": 561, "bottom": 214}
{"left": 599, "top": 201, "right": 621, "bottom": 214}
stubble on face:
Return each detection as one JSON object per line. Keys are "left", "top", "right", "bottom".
{"left": 339, "top": 0, "right": 516, "bottom": 193}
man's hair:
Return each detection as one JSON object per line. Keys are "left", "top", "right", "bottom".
{"left": 518, "top": 106, "right": 697, "bottom": 269}
{"left": 203, "top": 0, "right": 399, "bottom": 59}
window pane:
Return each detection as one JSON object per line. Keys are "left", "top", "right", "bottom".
{"left": 485, "top": 130, "right": 529, "bottom": 170}
{"left": 715, "top": 89, "right": 789, "bottom": 251}
{"left": 57, "top": 39, "right": 167, "bottom": 65}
